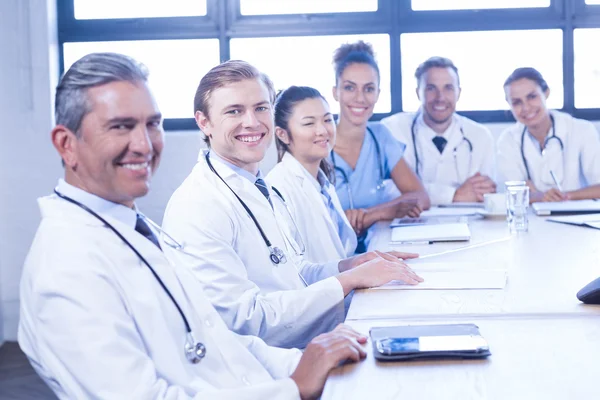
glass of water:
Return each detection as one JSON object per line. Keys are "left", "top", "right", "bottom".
{"left": 505, "top": 181, "right": 530, "bottom": 233}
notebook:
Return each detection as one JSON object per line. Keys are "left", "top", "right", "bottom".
{"left": 389, "top": 216, "right": 466, "bottom": 228}
{"left": 532, "top": 199, "right": 600, "bottom": 216}
{"left": 546, "top": 214, "right": 600, "bottom": 230}
{"left": 390, "top": 222, "right": 471, "bottom": 243}
{"left": 371, "top": 323, "right": 491, "bottom": 361}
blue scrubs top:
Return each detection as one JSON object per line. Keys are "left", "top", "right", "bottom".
{"left": 330, "top": 121, "right": 406, "bottom": 211}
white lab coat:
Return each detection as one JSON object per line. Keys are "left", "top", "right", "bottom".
{"left": 18, "top": 193, "right": 302, "bottom": 399}
{"left": 162, "top": 150, "right": 345, "bottom": 349}
{"left": 497, "top": 110, "right": 600, "bottom": 192}
{"left": 381, "top": 112, "right": 496, "bottom": 205}
{"left": 267, "top": 152, "right": 357, "bottom": 262}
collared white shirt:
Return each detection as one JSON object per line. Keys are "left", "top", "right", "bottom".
{"left": 381, "top": 111, "right": 496, "bottom": 205}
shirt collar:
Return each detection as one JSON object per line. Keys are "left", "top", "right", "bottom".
{"left": 208, "top": 149, "right": 263, "bottom": 183}
{"left": 55, "top": 179, "right": 138, "bottom": 229}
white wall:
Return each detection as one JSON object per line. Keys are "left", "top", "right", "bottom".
{"left": 2, "top": 1, "right": 600, "bottom": 343}
{"left": 0, "top": 0, "right": 60, "bottom": 341}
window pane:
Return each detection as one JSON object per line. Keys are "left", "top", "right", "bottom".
{"left": 63, "top": 40, "right": 219, "bottom": 119}
{"left": 240, "top": 0, "right": 377, "bottom": 15}
{"left": 230, "top": 35, "right": 390, "bottom": 113}
{"left": 412, "top": 0, "right": 549, "bottom": 11}
{"left": 74, "top": 0, "right": 206, "bottom": 19}
{"left": 574, "top": 29, "right": 600, "bottom": 108}
{"left": 400, "top": 30, "right": 563, "bottom": 111}
{"left": 586, "top": 0, "right": 600, "bottom": 4}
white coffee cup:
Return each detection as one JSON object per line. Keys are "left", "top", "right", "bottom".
{"left": 484, "top": 193, "right": 506, "bottom": 215}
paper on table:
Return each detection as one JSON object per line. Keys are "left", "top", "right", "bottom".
{"left": 373, "top": 265, "right": 507, "bottom": 290}
{"left": 421, "top": 207, "right": 482, "bottom": 217}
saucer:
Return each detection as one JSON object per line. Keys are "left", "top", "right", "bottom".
{"left": 477, "top": 210, "right": 506, "bottom": 219}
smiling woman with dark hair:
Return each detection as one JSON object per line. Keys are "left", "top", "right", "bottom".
{"left": 329, "top": 41, "right": 430, "bottom": 253}
{"left": 498, "top": 67, "right": 600, "bottom": 203}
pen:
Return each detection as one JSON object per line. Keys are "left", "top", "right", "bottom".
{"left": 394, "top": 241, "right": 433, "bottom": 245}
{"left": 549, "top": 170, "right": 563, "bottom": 192}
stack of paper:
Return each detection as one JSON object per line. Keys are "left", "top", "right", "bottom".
{"left": 390, "top": 222, "right": 471, "bottom": 243}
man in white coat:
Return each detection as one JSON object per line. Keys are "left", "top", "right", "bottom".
{"left": 18, "top": 52, "right": 374, "bottom": 399}
{"left": 381, "top": 56, "right": 496, "bottom": 205}
{"left": 163, "top": 60, "right": 422, "bottom": 350}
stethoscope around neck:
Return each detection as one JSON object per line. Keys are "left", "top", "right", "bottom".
{"left": 53, "top": 189, "right": 207, "bottom": 364}
{"left": 204, "top": 152, "right": 306, "bottom": 270}
{"left": 411, "top": 112, "right": 473, "bottom": 182}
{"left": 520, "top": 114, "right": 564, "bottom": 181}
{"left": 330, "top": 126, "right": 384, "bottom": 209}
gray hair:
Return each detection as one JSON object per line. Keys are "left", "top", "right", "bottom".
{"left": 55, "top": 52, "right": 149, "bottom": 136}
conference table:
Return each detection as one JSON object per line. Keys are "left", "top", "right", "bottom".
{"left": 322, "top": 210, "right": 600, "bottom": 399}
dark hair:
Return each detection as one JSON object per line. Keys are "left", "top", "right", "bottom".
{"left": 56, "top": 52, "right": 149, "bottom": 137}
{"left": 332, "top": 40, "right": 380, "bottom": 85}
{"left": 414, "top": 56, "right": 460, "bottom": 88}
{"left": 274, "top": 86, "right": 335, "bottom": 182}
{"left": 503, "top": 67, "right": 549, "bottom": 92}
{"left": 194, "top": 60, "right": 276, "bottom": 145}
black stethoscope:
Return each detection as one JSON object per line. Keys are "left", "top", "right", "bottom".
{"left": 205, "top": 152, "right": 303, "bottom": 267}
{"left": 53, "top": 190, "right": 207, "bottom": 364}
{"left": 520, "top": 114, "right": 564, "bottom": 181}
{"left": 330, "top": 126, "right": 384, "bottom": 209}
{"left": 411, "top": 112, "right": 473, "bottom": 181}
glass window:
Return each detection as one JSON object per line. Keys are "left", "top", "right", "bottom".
{"left": 400, "top": 30, "right": 563, "bottom": 111}
{"left": 63, "top": 40, "right": 220, "bottom": 119}
{"left": 411, "top": 0, "right": 549, "bottom": 11}
{"left": 574, "top": 29, "right": 600, "bottom": 108}
{"left": 230, "top": 34, "right": 390, "bottom": 113}
{"left": 74, "top": 0, "right": 206, "bottom": 20}
{"left": 586, "top": 0, "right": 600, "bottom": 4}
{"left": 240, "top": 0, "right": 377, "bottom": 15}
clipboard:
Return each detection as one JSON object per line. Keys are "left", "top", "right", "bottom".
{"left": 371, "top": 323, "right": 491, "bottom": 361}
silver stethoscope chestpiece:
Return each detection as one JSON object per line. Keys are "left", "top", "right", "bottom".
{"left": 185, "top": 333, "right": 207, "bottom": 364}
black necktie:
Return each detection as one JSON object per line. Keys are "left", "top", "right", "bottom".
{"left": 432, "top": 136, "right": 447, "bottom": 154}
{"left": 254, "top": 178, "right": 273, "bottom": 208}
{"left": 135, "top": 215, "right": 162, "bottom": 250}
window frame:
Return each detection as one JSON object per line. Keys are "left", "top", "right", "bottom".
{"left": 57, "top": 0, "right": 600, "bottom": 130}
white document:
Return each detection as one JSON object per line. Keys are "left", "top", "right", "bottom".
{"left": 547, "top": 214, "right": 600, "bottom": 230}
{"left": 420, "top": 207, "right": 482, "bottom": 217}
{"left": 532, "top": 199, "right": 600, "bottom": 216}
{"left": 374, "top": 266, "right": 507, "bottom": 290}
{"left": 391, "top": 222, "right": 471, "bottom": 243}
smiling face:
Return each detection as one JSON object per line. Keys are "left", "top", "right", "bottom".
{"left": 417, "top": 66, "right": 461, "bottom": 125}
{"left": 58, "top": 80, "right": 164, "bottom": 207}
{"left": 277, "top": 97, "right": 335, "bottom": 166}
{"left": 196, "top": 78, "right": 273, "bottom": 174}
{"left": 333, "top": 62, "right": 380, "bottom": 126}
{"left": 504, "top": 77, "right": 550, "bottom": 127}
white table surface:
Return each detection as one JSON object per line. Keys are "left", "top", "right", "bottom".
{"left": 347, "top": 214, "right": 600, "bottom": 320}
{"left": 322, "top": 315, "right": 600, "bottom": 400}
